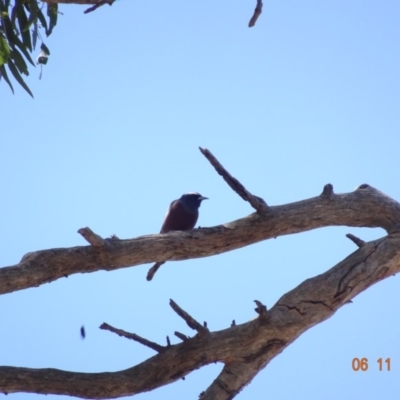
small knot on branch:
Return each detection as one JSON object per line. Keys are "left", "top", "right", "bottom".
{"left": 356, "top": 183, "right": 370, "bottom": 190}
{"left": 320, "top": 184, "right": 334, "bottom": 199}
{"left": 78, "top": 227, "right": 108, "bottom": 247}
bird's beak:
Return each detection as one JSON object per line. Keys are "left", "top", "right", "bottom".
{"left": 200, "top": 196, "right": 208, "bottom": 201}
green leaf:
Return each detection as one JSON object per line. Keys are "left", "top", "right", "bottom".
{"left": 36, "top": 6, "right": 48, "bottom": 32}
{"left": 2, "top": 7, "right": 17, "bottom": 42}
{"left": 10, "top": 3, "right": 18, "bottom": 32}
{"left": 24, "top": 0, "right": 38, "bottom": 33}
{"left": 16, "top": 3, "right": 32, "bottom": 51}
{"left": 11, "top": 32, "right": 35, "bottom": 66}
{"left": 9, "top": 48, "right": 28, "bottom": 74}
{"left": 41, "top": 42, "right": 50, "bottom": 55}
{"left": 0, "top": 64, "right": 15, "bottom": 94}
{"left": 32, "top": 20, "right": 38, "bottom": 49}
{"left": 0, "top": 35, "right": 11, "bottom": 65}
{"left": 7, "top": 57, "right": 33, "bottom": 97}
{"left": 46, "top": 3, "right": 57, "bottom": 36}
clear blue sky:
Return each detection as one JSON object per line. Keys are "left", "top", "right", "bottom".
{"left": 1, "top": 0, "right": 400, "bottom": 399}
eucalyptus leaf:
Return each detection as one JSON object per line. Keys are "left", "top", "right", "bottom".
{"left": 10, "top": 48, "right": 28, "bottom": 74}
{"left": 41, "top": 42, "right": 50, "bottom": 55}
{"left": 0, "top": 35, "right": 10, "bottom": 65}
{"left": 46, "top": 2, "right": 57, "bottom": 36}
{"left": 7, "top": 57, "right": 33, "bottom": 97}
{"left": 16, "top": 2, "right": 32, "bottom": 50}
{"left": 0, "top": 64, "right": 14, "bottom": 93}
{"left": 24, "top": 0, "right": 38, "bottom": 33}
{"left": 36, "top": 6, "right": 48, "bottom": 32}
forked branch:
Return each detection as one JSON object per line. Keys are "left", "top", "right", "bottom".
{"left": 2, "top": 180, "right": 400, "bottom": 295}
{"left": 2, "top": 235, "right": 400, "bottom": 398}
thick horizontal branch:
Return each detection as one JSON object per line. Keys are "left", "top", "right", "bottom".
{"left": 2, "top": 234, "right": 400, "bottom": 398}
{"left": 1, "top": 184, "right": 400, "bottom": 295}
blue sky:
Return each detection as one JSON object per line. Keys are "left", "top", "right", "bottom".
{"left": 1, "top": 0, "right": 400, "bottom": 399}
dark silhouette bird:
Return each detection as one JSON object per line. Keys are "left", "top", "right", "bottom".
{"left": 146, "top": 192, "right": 208, "bottom": 281}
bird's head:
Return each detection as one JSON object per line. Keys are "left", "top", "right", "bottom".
{"left": 179, "top": 192, "right": 208, "bottom": 212}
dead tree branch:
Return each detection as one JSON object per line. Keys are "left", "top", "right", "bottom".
{"left": 2, "top": 234, "right": 400, "bottom": 398}
{"left": 99, "top": 323, "right": 165, "bottom": 353}
{"left": 1, "top": 183, "right": 400, "bottom": 295}
{"left": 199, "top": 147, "right": 269, "bottom": 213}
{"left": 248, "top": 0, "right": 263, "bottom": 28}
{"left": 169, "top": 299, "right": 210, "bottom": 336}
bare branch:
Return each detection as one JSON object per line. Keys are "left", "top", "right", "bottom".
{"left": 78, "top": 227, "right": 108, "bottom": 246}
{"left": 174, "top": 331, "right": 189, "bottom": 341}
{"left": 248, "top": 0, "right": 263, "bottom": 28}
{"left": 170, "top": 299, "right": 210, "bottom": 336}
{"left": 84, "top": 0, "right": 114, "bottom": 14}
{"left": 346, "top": 233, "right": 366, "bottom": 248}
{"left": 199, "top": 147, "right": 268, "bottom": 213}
{"left": 42, "top": 0, "right": 110, "bottom": 4}
{"left": 254, "top": 300, "right": 268, "bottom": 319}
{"left": 100, "top": 322, "right": 165, "bottom": 353}
{"left": 2, "top": 183, "right": 400, "bottom": 295}
{"left": 3, "top": 235, "right": 400, "bottom": 398}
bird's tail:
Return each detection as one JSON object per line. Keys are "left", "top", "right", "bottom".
{"left": 146, "top": 261, "right": 165, "bottom": 281}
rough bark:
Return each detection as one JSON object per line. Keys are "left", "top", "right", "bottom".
{"left": 1, "top": 183, "right": 400, "bottom": 296}
{"left": 1, "top": 234, "right": 399, "bottom": 398}
{"left": 1, "top": 148, "right": 400, "bottom": 398}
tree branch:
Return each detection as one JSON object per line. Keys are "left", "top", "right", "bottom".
{"left": 199, "top": 146, "right": 269, "bottom": 213}
{"left": 2, "top": 234, "right": 400, "bottom": 398}
{"left": 1, "top": 183, "right": 400, "bottom": 295}
{"left": 99, "top": 323, "right": 165, "bottom": 353}
{"left": 248, "top": 0, "right": 263, "bottom": 28}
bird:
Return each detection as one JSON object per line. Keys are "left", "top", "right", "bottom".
{"left": 146, "top": 192, "right": 208, "bottom": 281}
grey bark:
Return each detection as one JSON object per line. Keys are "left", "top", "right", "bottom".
{"left": 1, "top": 184, "right": 400, "bottom": 399}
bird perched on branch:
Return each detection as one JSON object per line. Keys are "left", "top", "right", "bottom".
{"left": 146, "top": 192, "right": 208, "bottom": 281}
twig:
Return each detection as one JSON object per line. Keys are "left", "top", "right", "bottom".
{"left": 84, "top": 0, "right": 114, "bottom": 14}
{"left": 254, "top": 300, "right": 268, "bottom": 319}
{"left": 100, "top": 323, "right": 165, "bottom": 353}
{"left": 78, "top": 227, "right": 108, "bottom": 246}
{"left": 174, "top": 331, "right": 189, "bottom": 341}
{"left": 248, "top": 0, "right": 263, "bottom": 28}
{"left": 199, "top": 147, "right": 268, "bottom": 213}
{"left": 346, "top": 233, "right": 366, "bottom": 248}
{"left": 170, "top": 299, "right": 209, "bottom": 336}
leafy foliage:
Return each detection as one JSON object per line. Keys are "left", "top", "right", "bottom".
{"left": 0, "top": 0, "right": 57, "bottom": 97}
